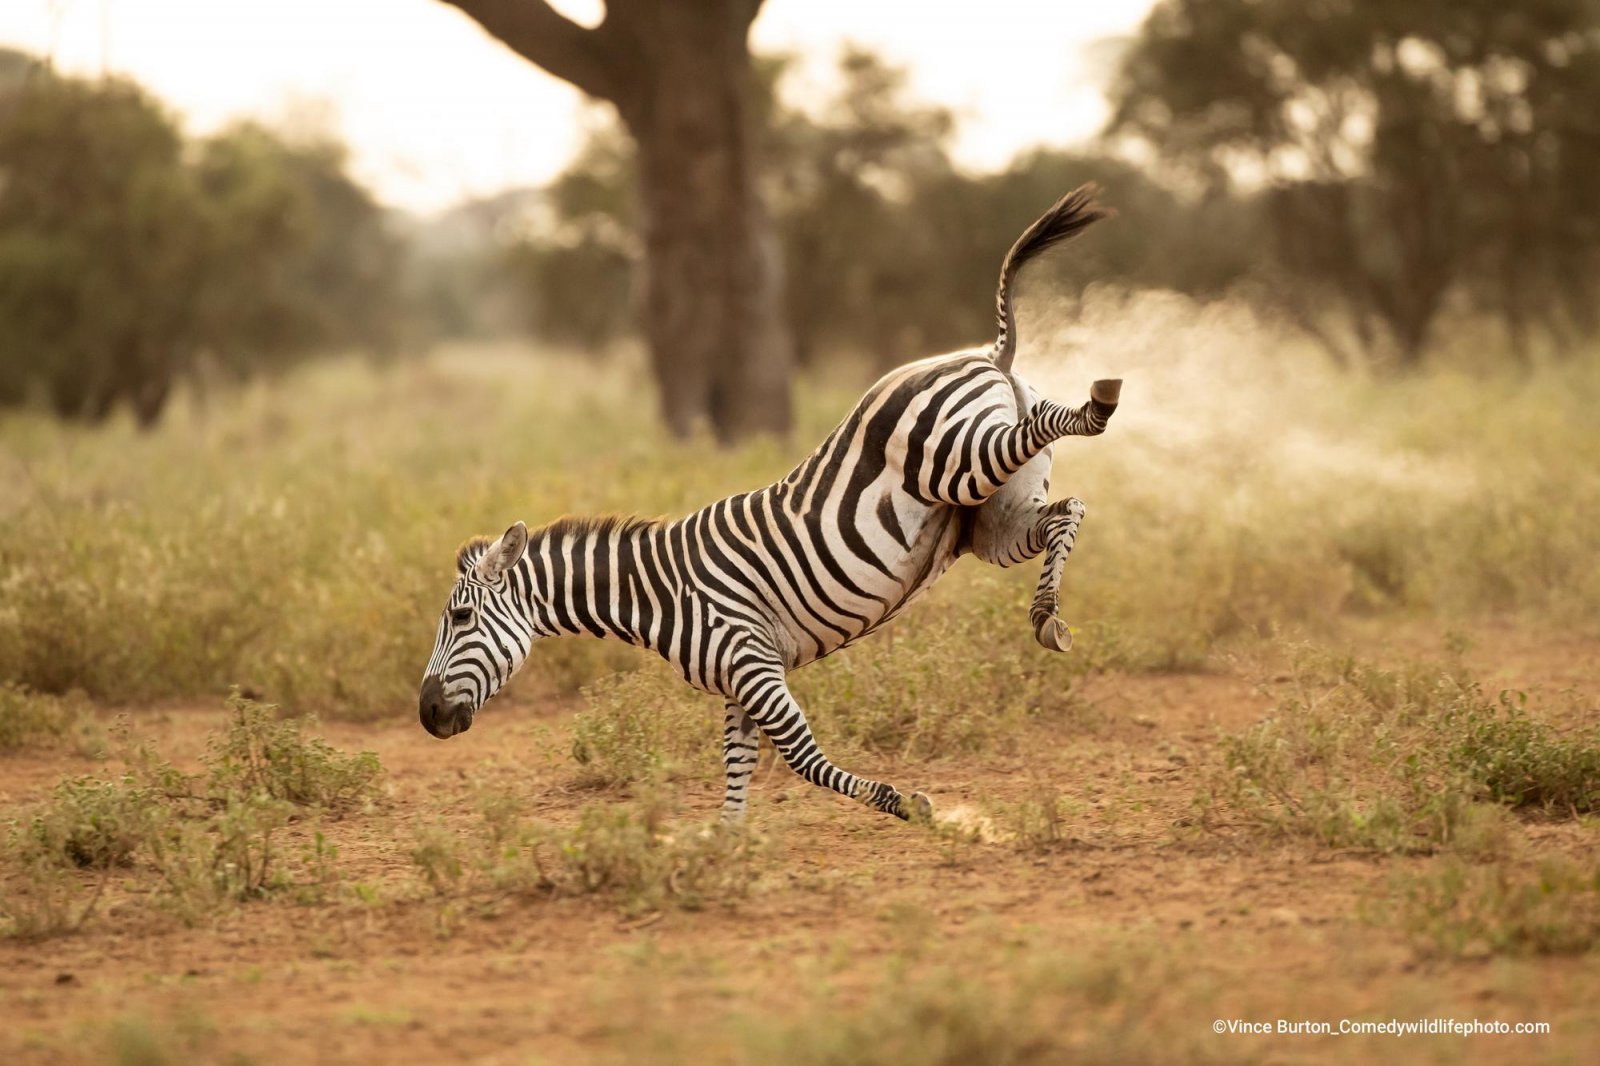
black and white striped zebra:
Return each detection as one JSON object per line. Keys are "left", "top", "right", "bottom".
{"left": 419, "top": 185, "right": 1120, "bottom": 824}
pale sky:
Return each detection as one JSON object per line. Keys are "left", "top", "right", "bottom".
{"left": 0, "top": 0, "right": 1156, "bottom": 214}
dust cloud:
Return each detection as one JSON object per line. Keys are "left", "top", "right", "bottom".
{"left": 1015, "top": 287, "right": 1481, "bottom": 507}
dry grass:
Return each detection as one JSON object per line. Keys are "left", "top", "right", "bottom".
{"left": 0, "top": 681, "right": 102, "bottom": 754}
{"left": 1383, "top": 857, "right": 1600, "bottom": 958}
{"left": 1, "top": 332, "right": 1598, "bottom": 1062}
{"left": 1, "top": 330, "right": 1596, "bottom": 723}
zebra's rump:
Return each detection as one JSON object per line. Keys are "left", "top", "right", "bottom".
{"left": 712, "top": 350, "right": 1026, "bottom": 667}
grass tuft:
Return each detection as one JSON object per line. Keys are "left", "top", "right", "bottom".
{"left": 412, "top": 791, "right": 758, "bottom": 919}
{"left": 0, "top": 682, "right": 102, "bottom": 755}
{"left": 1385, "top": 857, "right": 1600, "bottom": 958}
{"left": 1444, "top": 691, "right": 1600, "bottom": 813}
{"left": 1197, "top": 648, "right": 1598, "bottom": 854}
{"left": 205, "top": 691, "right": 382, "bottom": 810}
{"left": 570, "top": 669, "right": 718, "bottom": 787}
{"left": 0, "top": 697, "right": 382, "bottom": 937}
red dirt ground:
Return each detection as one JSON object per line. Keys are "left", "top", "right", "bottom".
{"left": 2, "top": 620, "right": 1597, "bottom": 1065}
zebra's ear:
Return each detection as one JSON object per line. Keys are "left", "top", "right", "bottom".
{"left": 475, "top": 521, "right": 529, "bottom": 583}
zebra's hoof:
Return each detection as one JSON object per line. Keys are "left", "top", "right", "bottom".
{"left": 1036, "top": 616, "right": 1073, "bottom": 653}
{"left": 906, "top": 792, "right": 935, "bottom": 824}
{"left": 1091, "top": 378, "right": 1122, "bottom": 406}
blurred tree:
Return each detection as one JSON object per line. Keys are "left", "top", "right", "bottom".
{"left": 1110, "top": 0, "right": 1600, "bottom": 366}
{"left": 441, "top": 0, "right": 792, "bottom": 441}
{"left": 399, "top": 186, "right": 545, "bottom": 343}
{"left": 0, "top": 67, "right": 405, "bottom": 425}
{"left": 0, "top": 46, "right": 39, "bottom": 93}
{"left": 502, "top": 117, "right": 637, "bottom": 349}
{"left": 508, "top": 48, "right": 1259, "bottom": 371}
{"left": 0, "top": 73, "right": 207, "bottom": 424}
{"left": 894, "top": 149, "right": 1261, "bottom": 361}
{"left": 764, "top": 47, "right": 956, "bottom": 367}
{"left": 193, "top": 123, "right": 405, "bottom": 375}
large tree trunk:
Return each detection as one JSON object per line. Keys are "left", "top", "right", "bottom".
{"left": 619, "top": 2, "right": 791, "bottom": 440}
{"left": 440, "top": 0, "right": 792, "bottom": 442}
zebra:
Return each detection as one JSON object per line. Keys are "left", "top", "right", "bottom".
{"left": 419, "top": 185, "right": 1120, "bottom": 825}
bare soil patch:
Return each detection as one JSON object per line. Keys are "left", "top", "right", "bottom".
{"left": 3, "top": 626, "right": 1598, "bottom": 1065}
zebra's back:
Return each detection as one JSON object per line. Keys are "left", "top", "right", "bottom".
{"left": 682, "top": 349, "right": 1028, "bottom": 669}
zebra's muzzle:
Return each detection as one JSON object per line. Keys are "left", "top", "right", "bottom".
{"left": 419, "top": 674, "right": 473, "bottom": 739}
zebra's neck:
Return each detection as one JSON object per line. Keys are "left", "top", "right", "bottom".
{"left": 513, "top": 516, "right": 680, "bottom": 652}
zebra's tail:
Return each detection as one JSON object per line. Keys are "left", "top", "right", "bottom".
{"left": 992, "top": 184, "right": 1111, "bottom": 374}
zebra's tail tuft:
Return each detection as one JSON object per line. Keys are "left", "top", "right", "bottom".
{"left": 992, "top": 184, "right": 1112, "bottom": 374}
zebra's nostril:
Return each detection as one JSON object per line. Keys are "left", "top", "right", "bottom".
{"left": 419, "top": 675, "right": 447, "bottom": 735}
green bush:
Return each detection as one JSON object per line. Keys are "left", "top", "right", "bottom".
{"left": 1199, "top": 650, "right": 1596, "bottom": 853}
{"left": 1388, "top": 858, "right": 1600, "bottom": 958}
{"left": 1445, "top": 691, "right": 1600, "bottom": 813}
{"left": 23, "top": 774, "right": 157, "bottom": 869}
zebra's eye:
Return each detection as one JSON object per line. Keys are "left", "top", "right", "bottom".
{"left": 450, "top": 607, "right": 473, "bottom": 626}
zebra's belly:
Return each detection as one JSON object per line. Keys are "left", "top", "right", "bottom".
{"left": 781, "top": 496, "right": 964, "bottom": 667}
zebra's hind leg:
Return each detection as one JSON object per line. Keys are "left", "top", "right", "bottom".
{"left": 975, "top": 494, "right": 1088, "bottom": 652}
{"left": 720, "top": 700, "right": 760, "bottom": 824}
{"left": 729, "top": 669, "right": 933, "bottom": 824}
{"left": 968, "top": 424, "right": 1091, "bottom": 651}
{"left": 1027, "top": 497, "right": 1087, "bottom": 652}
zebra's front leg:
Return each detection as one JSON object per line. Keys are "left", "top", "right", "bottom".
{"left": 720, "top": 700, "right": 760, "bottom": 824}
{"left": 1027, "top": 497, "right": 1087, "bottom": 652}
{"left": 729, "top": 667, "right": 933, "bottom": 823}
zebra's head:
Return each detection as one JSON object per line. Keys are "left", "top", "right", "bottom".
{"left": 419, "top": 521, "right": 535, "bottom": 739}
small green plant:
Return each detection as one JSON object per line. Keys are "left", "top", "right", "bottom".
{"left": 570, "top": 670, "right": 717, "bottom": 787}
{"left": 540, "top": 797, "right": 757, "bottom": 915}
{"left": 1, "top": 696, "right": 382, "bottom": 935}
{"left": 148, "top": 794, "right": 295, "bottom": 921}
{"left": 2, "top": 771, "right": 159, "bottom": 938}
{"left": 23, "top": 774, "right": 159, "bottom": 869}
{"left": 410, "top": 824, "right": 468, "bottom": 896}
{"left": 1386, "top": 858, "right": 1600, "bottom": 957}
{"left": 411, "top": 791, "right": 758, "bottom": 918}
{"left": 205, "top": 691, "right": 381, "bottom": 810}
{"left": 1444, "top": 690, "right": 1600, "bottom": 813}
{"left": 1198, "top": 651, "right": 1560, "bottom": 854}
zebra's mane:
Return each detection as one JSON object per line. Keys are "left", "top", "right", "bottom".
{"left": 456, "top": 515, "right": 660, "bottom": 575}
{"left": 536, "top": 513, "right": 661, "bottom": 544}
{"left": 455, "top": 535, "right": 497, "bottom": 574}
